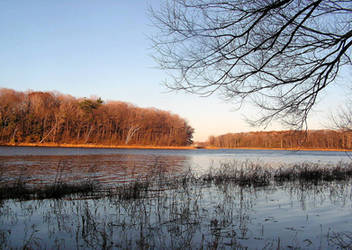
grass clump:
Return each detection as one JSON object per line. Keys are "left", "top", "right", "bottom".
{"left": 1, "top": 161, "right": 352, "bottom": 201}
{"left": 0, "top": 179, "right": 98, "bottom": 200}
{"left": 201, "top": 161, "right": 352, "bottom": 189}
{"left": 274, "top": 162, "right": 352, "bottom": 185}
{"left": 115, "top": 180, "right": 150, "bottom": 200}
{"left": 202, "top": 162, "right": 272, "bottom": 187}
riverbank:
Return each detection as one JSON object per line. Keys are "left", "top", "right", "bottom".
{"left": 1, "top": 142, "right": 197, "bottom": 150}
{"left": 212, "top": 146, "right": 352, "bottom": 152}
{"left": 1, "top": 142, "right": 352, "bottom": 152}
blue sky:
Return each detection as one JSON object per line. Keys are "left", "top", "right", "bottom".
{"left": 0, "top": 0, "right": 349, "bottom": 141}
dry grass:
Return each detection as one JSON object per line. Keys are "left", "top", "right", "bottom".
{"left": 0, "top": 180, "right": 99, "bottom": 200}
{"left": 1, "top": 161, "right": 352, "bottom": 201}
{"left": 1, "top": 161, "right": 352, "bottom": 249}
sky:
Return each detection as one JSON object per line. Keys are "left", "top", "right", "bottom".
{"left": 0, "top": 0, "right": 350, "bottom": 141}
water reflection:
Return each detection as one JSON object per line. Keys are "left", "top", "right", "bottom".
{"left": 1, "top": 146, "right": 351, "bottom": 164}
{"left": 1, "top": 147, "right": 352, "bottom": 248}
{"left": 1, "top": 146, "right": 352, "bottom": 187}
{"left": 0, "top": 154, "right": 187, "bottom": 186}
{"left": 0, "top": 181, "right": 351, "bottom": 249}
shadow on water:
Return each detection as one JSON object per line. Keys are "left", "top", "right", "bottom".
{"left": 0, "top": 161, "right": 352, "bottom": 249}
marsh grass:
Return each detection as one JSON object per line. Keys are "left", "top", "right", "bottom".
{"left": 328, "top": 231, "right": 352, "bottom": 248}
{"left": 274, "top": 162, "right": 352, "bottom": 184}
{"left": 1, "top": 160, "right": 352, "bottom": 201}
{"left": 115, "top": 180, "right": 150, "bottom": 200}
{"left": 1, "top": 179, "right": 350, "bottom": 249}
{"left": 1, "top": 161, "right": 352, "bottom": 249}
{"left": 201, "top": 160, "right": 352, "bottom": 190}
{"left": 0, "top": 161, "right": 100, "bottom": 200}
{"left": 0, "top": 179, "right": 98, "bottom": 200}
{"left": 201, "top": 161, "right": 272, "bottom": 187}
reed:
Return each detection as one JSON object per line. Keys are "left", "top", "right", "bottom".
{"left": 1, "top": 160, "right": 352, "bottom": 201}
{"left": 1, "top": 161, "right": 352, "bottom": 249}
{"left": 0, "top": 179, "right": 99, "bottom": 200}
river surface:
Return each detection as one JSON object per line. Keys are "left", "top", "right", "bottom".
{"left": 1, "top": 146, "right": 352, "bottom": 249}
{"left": 0, "top": 146, "right": 351, "bottom": 185}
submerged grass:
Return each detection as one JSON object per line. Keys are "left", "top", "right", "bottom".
{"left": 274, "top": 162, "right": 352, "bottom": 184}
{"left": 115, "top": 180, "right": 150, "bottom": 200}
{"left": 201, "top": 162, "right": 272, "bottom": 187}
{"left": 1, "top": 160, "right": 352, "bottom": 201}
{"left": 0, "top": 179, "right": 98, "bottom": 200}
{"left": 1, "top": 160, "right": 352, "bottom": 249}
{"left": 0, "top": 161, "right": 100, "bottom": 200}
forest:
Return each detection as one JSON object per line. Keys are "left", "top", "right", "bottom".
{"left": 0, "top": 88, "right": 194, "bottom": 146}
{"left": 207, "top": 130, "right": 352, "bottom": 150}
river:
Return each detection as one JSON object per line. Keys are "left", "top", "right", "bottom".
{"left": 0, "top": 146, "right": 351, "bottom": 185}
{"left": 0, "top": 146, "right": 352, "bottom": 249}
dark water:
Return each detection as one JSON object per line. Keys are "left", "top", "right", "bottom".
{"left": 0, "top": 146, "right": 352, "bottom": 249}
{"left": 1, "top": 179, "right": 351, "bottom": 249}
{"left": 0, "top": 146, "right": 351, "bottom": 185}
{"left": 1, "top": 145, "right": 350, "bottom": 161}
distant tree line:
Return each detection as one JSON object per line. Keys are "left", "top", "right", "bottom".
{"left": 207, "top": 130, "right": 352, "bottom": 150}
{"left": 0, "top": 88, "right": 194, "bottom": 146}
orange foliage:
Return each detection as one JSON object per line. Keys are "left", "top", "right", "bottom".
{"left": 0, "top": 88, "right": 194, "bottom": 146}
{"left": 207, "top": 130, "right": 352, "bottom": 150}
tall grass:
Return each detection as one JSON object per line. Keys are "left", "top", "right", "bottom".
{"left": 1, "top": 160, "right": 352, "bottom": 201}
{"left": 1, "top": 171, "right": 351, "bottom": 249}
{"left": 1, "top": 161, "right": 352, "bottom": 249}
{"left": 0, "top": 179, "right": 98, "bottom": 200}
{"left": 0, "top": 162, "right": 99, "bottom": 200}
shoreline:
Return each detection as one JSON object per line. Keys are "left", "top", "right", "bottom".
{"left": 1, "top": 143, "right": 352, "bottom": 152}
{"left": 0, "top": 142, "right": 196, "bottom": 150}
{"left": 214, "top": 146, "right": 352, "bottom": 152}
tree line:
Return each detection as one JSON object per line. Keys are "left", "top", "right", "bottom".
{"left": 0, "top": 88, "right": 194, "bottom": 146}
{"left": 207, "top": 130, "right": 352, "bottom": 150}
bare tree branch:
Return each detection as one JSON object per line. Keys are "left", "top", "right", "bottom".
{"left": 150, "top": 0, "right": 352, "bottom": 128}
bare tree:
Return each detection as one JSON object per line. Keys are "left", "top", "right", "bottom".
{"left": 332, "top": 101, "right": 352, "bottom": 131}
{"left": 150, "top": 0, "right": 352, "bottom": 128}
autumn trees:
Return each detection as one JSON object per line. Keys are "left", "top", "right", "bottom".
{"left": 207, "top": 130, "right": 352, "bottom": 149}
{"left": 0, "top": 88, "right": 194, "bottom": 146}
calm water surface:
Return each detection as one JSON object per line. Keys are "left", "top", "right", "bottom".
{"left": 1, "top": 145, "right": 351, "bottom": 162}
{"left": 0, "top": 146, "right": 351, "bottom": 184}
{"left": 0, "top": 146, "right": 352, "bottom": 249}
